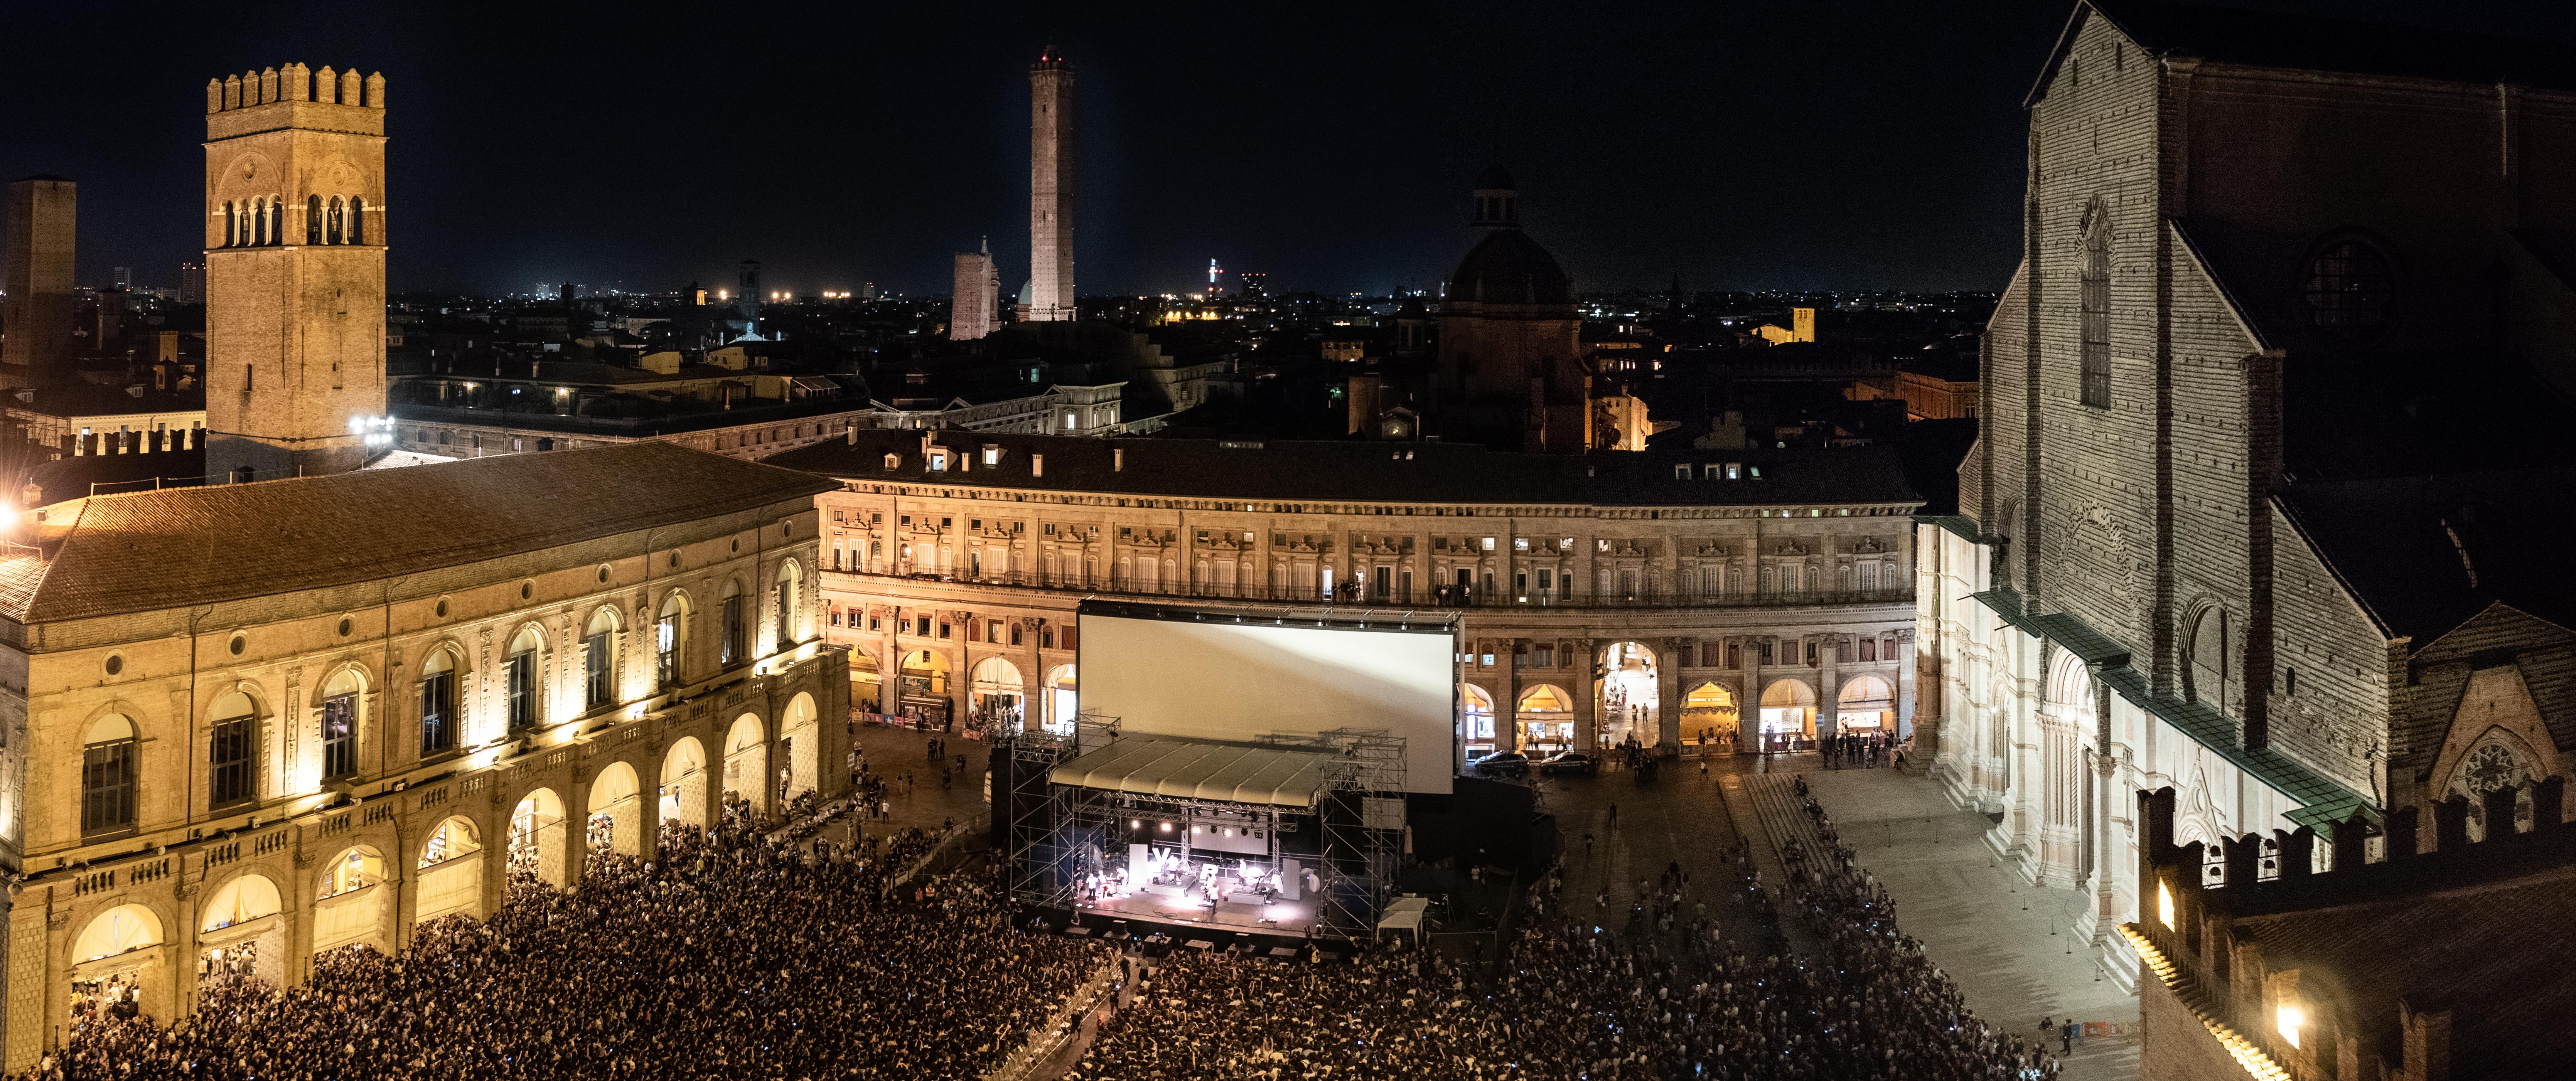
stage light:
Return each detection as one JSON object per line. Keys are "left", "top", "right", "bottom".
{"left": 1131, "top": 820, "right": 1141, "bottom": 829}
{"left": 1159, "top": 823, "right": 1172, "bottom": 832}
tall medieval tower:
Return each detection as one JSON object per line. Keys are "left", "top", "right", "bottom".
{"left": 1026, "top": 51, "right": 1076, "bottom": 322}
{"left": 2, "top": 177, "right": 78, "bottom": 390}
{"left": 202, "top": 63, "right": 389, "bottom": 482}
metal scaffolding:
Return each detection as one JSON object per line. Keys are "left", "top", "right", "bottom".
{"left": 1004, "top": 711, "right": 1119, "bottom": 911}
{"left": 1316, "top": 728, "right": 1408, "bottom": 939}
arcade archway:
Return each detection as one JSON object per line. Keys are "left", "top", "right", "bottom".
{"left": 1681, "top": 682, "right": 1740, "bottom": 751}
{"left": 1760, "top": 679, "right": 1818, "bottom": 750}
{"left": 661, "top": 736, "right": 709, "bottom": 830}
{"left": 198, "top": 874, "right": 284, "bottom": 990}
{"left": 1516, "top": 684, "right": 1575, "bottom": 754}
{"left": 416, "top": 816, "right": 485, "bottom": 924}
{"left": 970, "top": 657, "right": 1026, "bottom": 731}
{"left": 1597, "top": 642, "right": 1660, "bottom": 748}
{"left": 588, "top": 761, "right": 643, "bottom": 857}
{"left": 1836, "top": 676, "right": 1895, "bottom": 732}
{"left": 781, "top": 692, "right": 820, "bottom": 804}
{"left": 1462, "top": 684, "right": 1498, "bottom": 759}
{"left": 313, "top": 844, "right": 390, "bottom": 953}
{"left": 723, "top": 714, "right": 769, "bottom": 818}
{"left": 899, "top": 650, "right": 951, "bottom": 729}
{"left": 851, "top": 650, "right": 882, "bottom": 714}
{"left": 71, "top": 904, "right": 165, "bottom": 1023}
{"left": 510, "top": 788, "right": 569, "bottom": 888}
{"left": 1042, "top": 665, "right": 1078, "bottom": 735}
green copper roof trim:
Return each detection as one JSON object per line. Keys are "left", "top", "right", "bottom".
{"left": 1967, "top": 588, "right": 2378, "bottom": 835}
{"left": 1917, "top": 514, "right": 1986, "bottom": 545}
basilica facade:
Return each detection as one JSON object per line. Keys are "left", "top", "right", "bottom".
{"left": 1923, "top": 0, "right": 2576, "bottom": 988}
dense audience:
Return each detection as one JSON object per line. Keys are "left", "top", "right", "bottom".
{"left": 29, "top": 804, "right": 1107, "bottom": 1081}
{"left": 29, "top": 744, "right": 2058, "bottom": 1081}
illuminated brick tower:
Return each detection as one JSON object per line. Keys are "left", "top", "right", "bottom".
{"left": 1, "top": 176, "right": 78, "bottom": 390}
{"left": 1027, "top": 50, "right": 1076, "bottom": 322}
{"left": 202, "top": 63, "right": 390, "bottom": 482}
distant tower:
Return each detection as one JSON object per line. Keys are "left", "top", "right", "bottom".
{"left": 203, "top": 64, "right": 390, "bottom": 481}
{"left": 1436, "top": 164, "right": 1585, "bottom": 453}
{"left": 2, "top": 176, "right": 78, "bottom": 390}
{"left": 737, "top": 260, "right": 762, "bottom": 323}
{"left": 1207, "top": 258, "right": 1222, "bottom": 296}
{"left": 179, "top": 261, "right": 206, "bottom": 305}
{"left": 951, "top": 238, "right": 1000, "bottom": 340}
{"left": 1027, "top": 49, "right": 1076, "bottom": 322}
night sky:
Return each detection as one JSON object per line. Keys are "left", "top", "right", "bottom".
{"left": 4, "top": 0, "right": 2571, "bottom": 299}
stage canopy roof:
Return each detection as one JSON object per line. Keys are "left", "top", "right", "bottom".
{"left": 1049, "top": 737, "right": 1337, "bottom": 808}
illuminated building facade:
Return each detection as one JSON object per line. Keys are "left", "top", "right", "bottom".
{"left": 201, "top": 63, "right": 392, "bottom": 482}
{"left": 1922, "top": 0, "right": 2576, "bottom": 990}
{"left": 0, "top": 443, "right": 847, "bottom": 1071}
{"left": 771, "top": 430, "right": 1919, "bottom": 761}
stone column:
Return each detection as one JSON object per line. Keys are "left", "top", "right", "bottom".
{"left": 1497, "top": 637, "right": 1521, "bottom": 754}
{"left": 1656, "top": 638, "right": 1683, "bottom": 751}
{"left": 1572, "top": 638, "right": 1598, "bottom": 752}
{"left": 1819, "top": 636, "right": 1841, "bottom": 740}
{"left": 564, "top": 772, "right": 591, "bottom": 891}
{"left": 1897, "top": 627, "right": 1920, "bottom": 740}
{"left": 1746, "top": 634, "right": 1767, "bottom": 751}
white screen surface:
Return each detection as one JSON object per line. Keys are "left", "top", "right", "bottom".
{"left": 1080, "top": 610, "right": 1455, "bottom": 794}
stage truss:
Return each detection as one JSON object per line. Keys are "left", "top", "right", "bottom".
{"left": 1004, "top": 719, "right": 1408, "bottom": 941}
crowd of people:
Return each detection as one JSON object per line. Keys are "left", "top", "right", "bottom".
{"left": 1815, "top": 732, "right": 1895, "bottom": 770}
{"left": 28, "top": 804, "right": 1108, "bottom": 1081}
{"left": 1062, "top": 791, "right": 2051, "bottom": 1081}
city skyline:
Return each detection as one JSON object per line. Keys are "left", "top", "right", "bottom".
{"left": 6, "top": 0, "right": 2572, "bottom": 301}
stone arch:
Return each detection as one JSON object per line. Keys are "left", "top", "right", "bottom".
{"left": 1836, "top": 675, "right": 1896, "bottom": 731}
{"left": 1516, "top": 683, "right": 1575, "bottom": 753}
{"left": 723, "top": 713, "right": 770, "bottom": 817}
{"left": 1759, "top": 678, "right": 1818, "bottom": 744}
{"left": 69, "top": 902, "right": 170, "bottom": 1019}
{"left": 509, "top": 788, "right": 570, "bottom": 889}
{"left": 899, "top": 648, "right": 952, "bottom": 729}
{"left": 970, "top": 657, "right": 1025, "bottom": 730}
{"left": 587, "top": 760, "right": 644, "bottom": 856}
{"left": 781, "top": 692, "right": 820, "bottom": 803}
{"left": 1596, "top": 640, "right": 1661, "bottom": 747}
{"left": 415, "top": 815, "right": 486, "bottom": 924}
{"left": 2045, "top": 647, "right": 2095, "bottom": 710}
{"left": 1681, "top": 681, "right": 1740, "bottom": 747}
{"left": 661, "top": 736, "right": 710, "bottom": 831}
{"left": 312, "top": 843, "right": 392, "bottom": 953}
{"left": 1462, "top": 683, "right": 1498, "bottom": 752}
{"left": 2440, "top": 726, "right": 2543, "bottom": 841}
{"left": 2182, "top": 599, "right": 2238, "bottom": 716}
{"left": 196, "top": 872, "right": 287, "bottom": 990}
{"left": 1041, "top": 663, "right": 1077, "bottom": 734}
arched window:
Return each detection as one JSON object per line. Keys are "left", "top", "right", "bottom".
{"left": 584, "top": 608, "right": 619, "bottom": 709}
{"left": 775, "top": 561, "right": 804, "bottom": 646}
{"left": 326, "top": 195, "right": 344, "bottom": 244}
{"left": 265, "top": 199, "right": 281, "bottom": 245}
{"left": 506, "top": 627, "right": 543, "bottom": 732}
{"left": 248, "top": 198, "right": 266, "bottom": 246}
{"left": 720, "top": 580, "right": 747, "bottom": 668}
{"left": 2080, "top": 198, "right": 2111, "bottom": 407}
{"left": 2186, "top": 607, "right": 2235, "bottom": 713}
{"left": 656, "top": 592, "right": 690, "bottom": 687}
{"left": 349, "top": 196, "right": 366, "bottom": 244}
{"left": 321, "top": 669, "right": 362, "bottom": 779}
{"left": 2304, "top": 237, "right": 2395, "bottom": 341}
{"left": 221, "top": 201, "right": 236, "bottom": 247}
{"left": 81, "top": 714, "right": 139, "bottom": 835}
{"left": 419, "top": 649, "right": 458, "bottom": 755}
{"left": 210, "top": 692, "right": 257, "bottom": 807}
{"left": 307, "top": 195, "right": 322, "bottom": 244}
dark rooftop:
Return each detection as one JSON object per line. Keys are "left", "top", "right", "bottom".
{"left": 2278, "top": 465, "right": 2576, "bottom": 642}
{"left": 4, "top": 441, "right": 835, "bottom": 624}
{"left": 2037, "top": 1, "right": 2576, "bottom": 106}
{"left": 765, "top": 429, "right": 1920, "bottom": 510}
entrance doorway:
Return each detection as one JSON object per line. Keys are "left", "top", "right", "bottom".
{"left": 1681, "top": 682, "right": 1740, "bottom": 753}
{"left": 1836, "top": 675, "right": 1895, "bottom": 733}
{"left": 899, "top": 649, "right": 951, "bottom": 730}
{"left": 1596, "top": 642, "right": 1659, "bottom": 748}
{"left": 1759, "top": 679, "right": 1818, "bottom": 751}
{"left": 1516, "top": 684, "right": 1575, "bottom": 755}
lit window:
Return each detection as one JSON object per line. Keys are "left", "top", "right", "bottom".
{"left": 2158, "top": 881, "right": 2175, "bottom": 930}
{"left": 2276, "top": 1004, "right": 2304, "bottom": 1049}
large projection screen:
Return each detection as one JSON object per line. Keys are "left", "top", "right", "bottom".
{"left": 1079, "top": 604, "right": 1455, "bottom": 794}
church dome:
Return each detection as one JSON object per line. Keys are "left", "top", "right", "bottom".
{"left": 1449, "top": 228, "right": 1571, "bottom": 306}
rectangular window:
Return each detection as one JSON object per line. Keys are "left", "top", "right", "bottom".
{"left": 1534, "top": 644, "right": 1555, "bottom": 668}
{"left": 2082, "top": 229, "right": 2112, "bottom": 407}
{"left": 1061, "top": 626, "right": 1079, "bottom": 652}
{"left": 1010, "top": 622, "right": 1023, "bottom": 646}
{"left": 1042, "top": 626, "right": 1056, "bottom": 649}
{"left": 1726, "top": 642, "right": 1741, "bottom": 668}
{"left": 505, "top": 655, "right": 537, "bottom": 733}
{"left": 419, "top": 672, "right": 456, "bottom": 756}
{"left": 211, "top": 716, "right": 256, "bottom": 805}
{"left": 322, "top": 694, "right": 359, "bottom": 777}
{"left": 1860, "top": 638, "right": 1878, "bottom": 663}
{"left": 82, "top": 739, "right": 136, "bottom": 833}
{"left": 586, "top": 631, "right": 613, "bottom": 707}
{"left": 938, "top": 622, "right": 952, "bottom": 639}
{"left": 1804, "top": 641, "right": 1819, "bottom": 666}
{"left": 656, "top": 615, "right": 680, "bottom": 686}
{"left": 1759, "top": 640, "right": 1774, "bottom": 663}
{"left": 721, "top": 594, "right": 747, "bottom": 667}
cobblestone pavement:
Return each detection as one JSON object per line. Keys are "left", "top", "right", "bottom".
{"left": 808, "top": 722, "right": 997, "bottom": 850}
{"left": 1524, "top": 755, "right": 1789, "bottom": 958}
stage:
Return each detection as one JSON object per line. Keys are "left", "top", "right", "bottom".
{"left": 1072, "top": 881, "right": 1318, "bottom": 936}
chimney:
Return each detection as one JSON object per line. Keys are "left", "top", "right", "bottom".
{"left": 1032, "top": 453, "right": 1044, "bottom": 477}
{"left": 1113, "top": 447, "right": 1124, "bottom": 472}
{"left": 845, "top": 420, "right": 856, "bottom": 445}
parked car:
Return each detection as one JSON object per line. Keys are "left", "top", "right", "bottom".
{"left": 1470, "top": 751, "right": 1529, "bottom": 776}
{"left": 1536, "top": 751, "right": 1597, "bottom": 776}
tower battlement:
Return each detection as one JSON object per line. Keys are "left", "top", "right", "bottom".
{"left": 201, "top": 62, "right": 391, "bottom": 482}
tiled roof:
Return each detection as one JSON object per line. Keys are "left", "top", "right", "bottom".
{"left": 2279, "top": 468, "right": 2576, "bottom": 642}
{"left": 2237, "top": 865, "right": 2576, "bottom": 1079}
{"left": 9, "top": 442, "right": 835, "bottom": 624}
{"left": 2040, "top": 1, "right": 2576, "bottom": 106}
{"left": 766, "top": 429, "right": 1920, "bottom": 510}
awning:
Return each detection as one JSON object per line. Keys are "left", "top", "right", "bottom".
{"left": 1049, "top": 737, "right": 1337, "bottom": 808}
{"left": 1377, "top": 896, "right": 1432, "bottom": 938}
